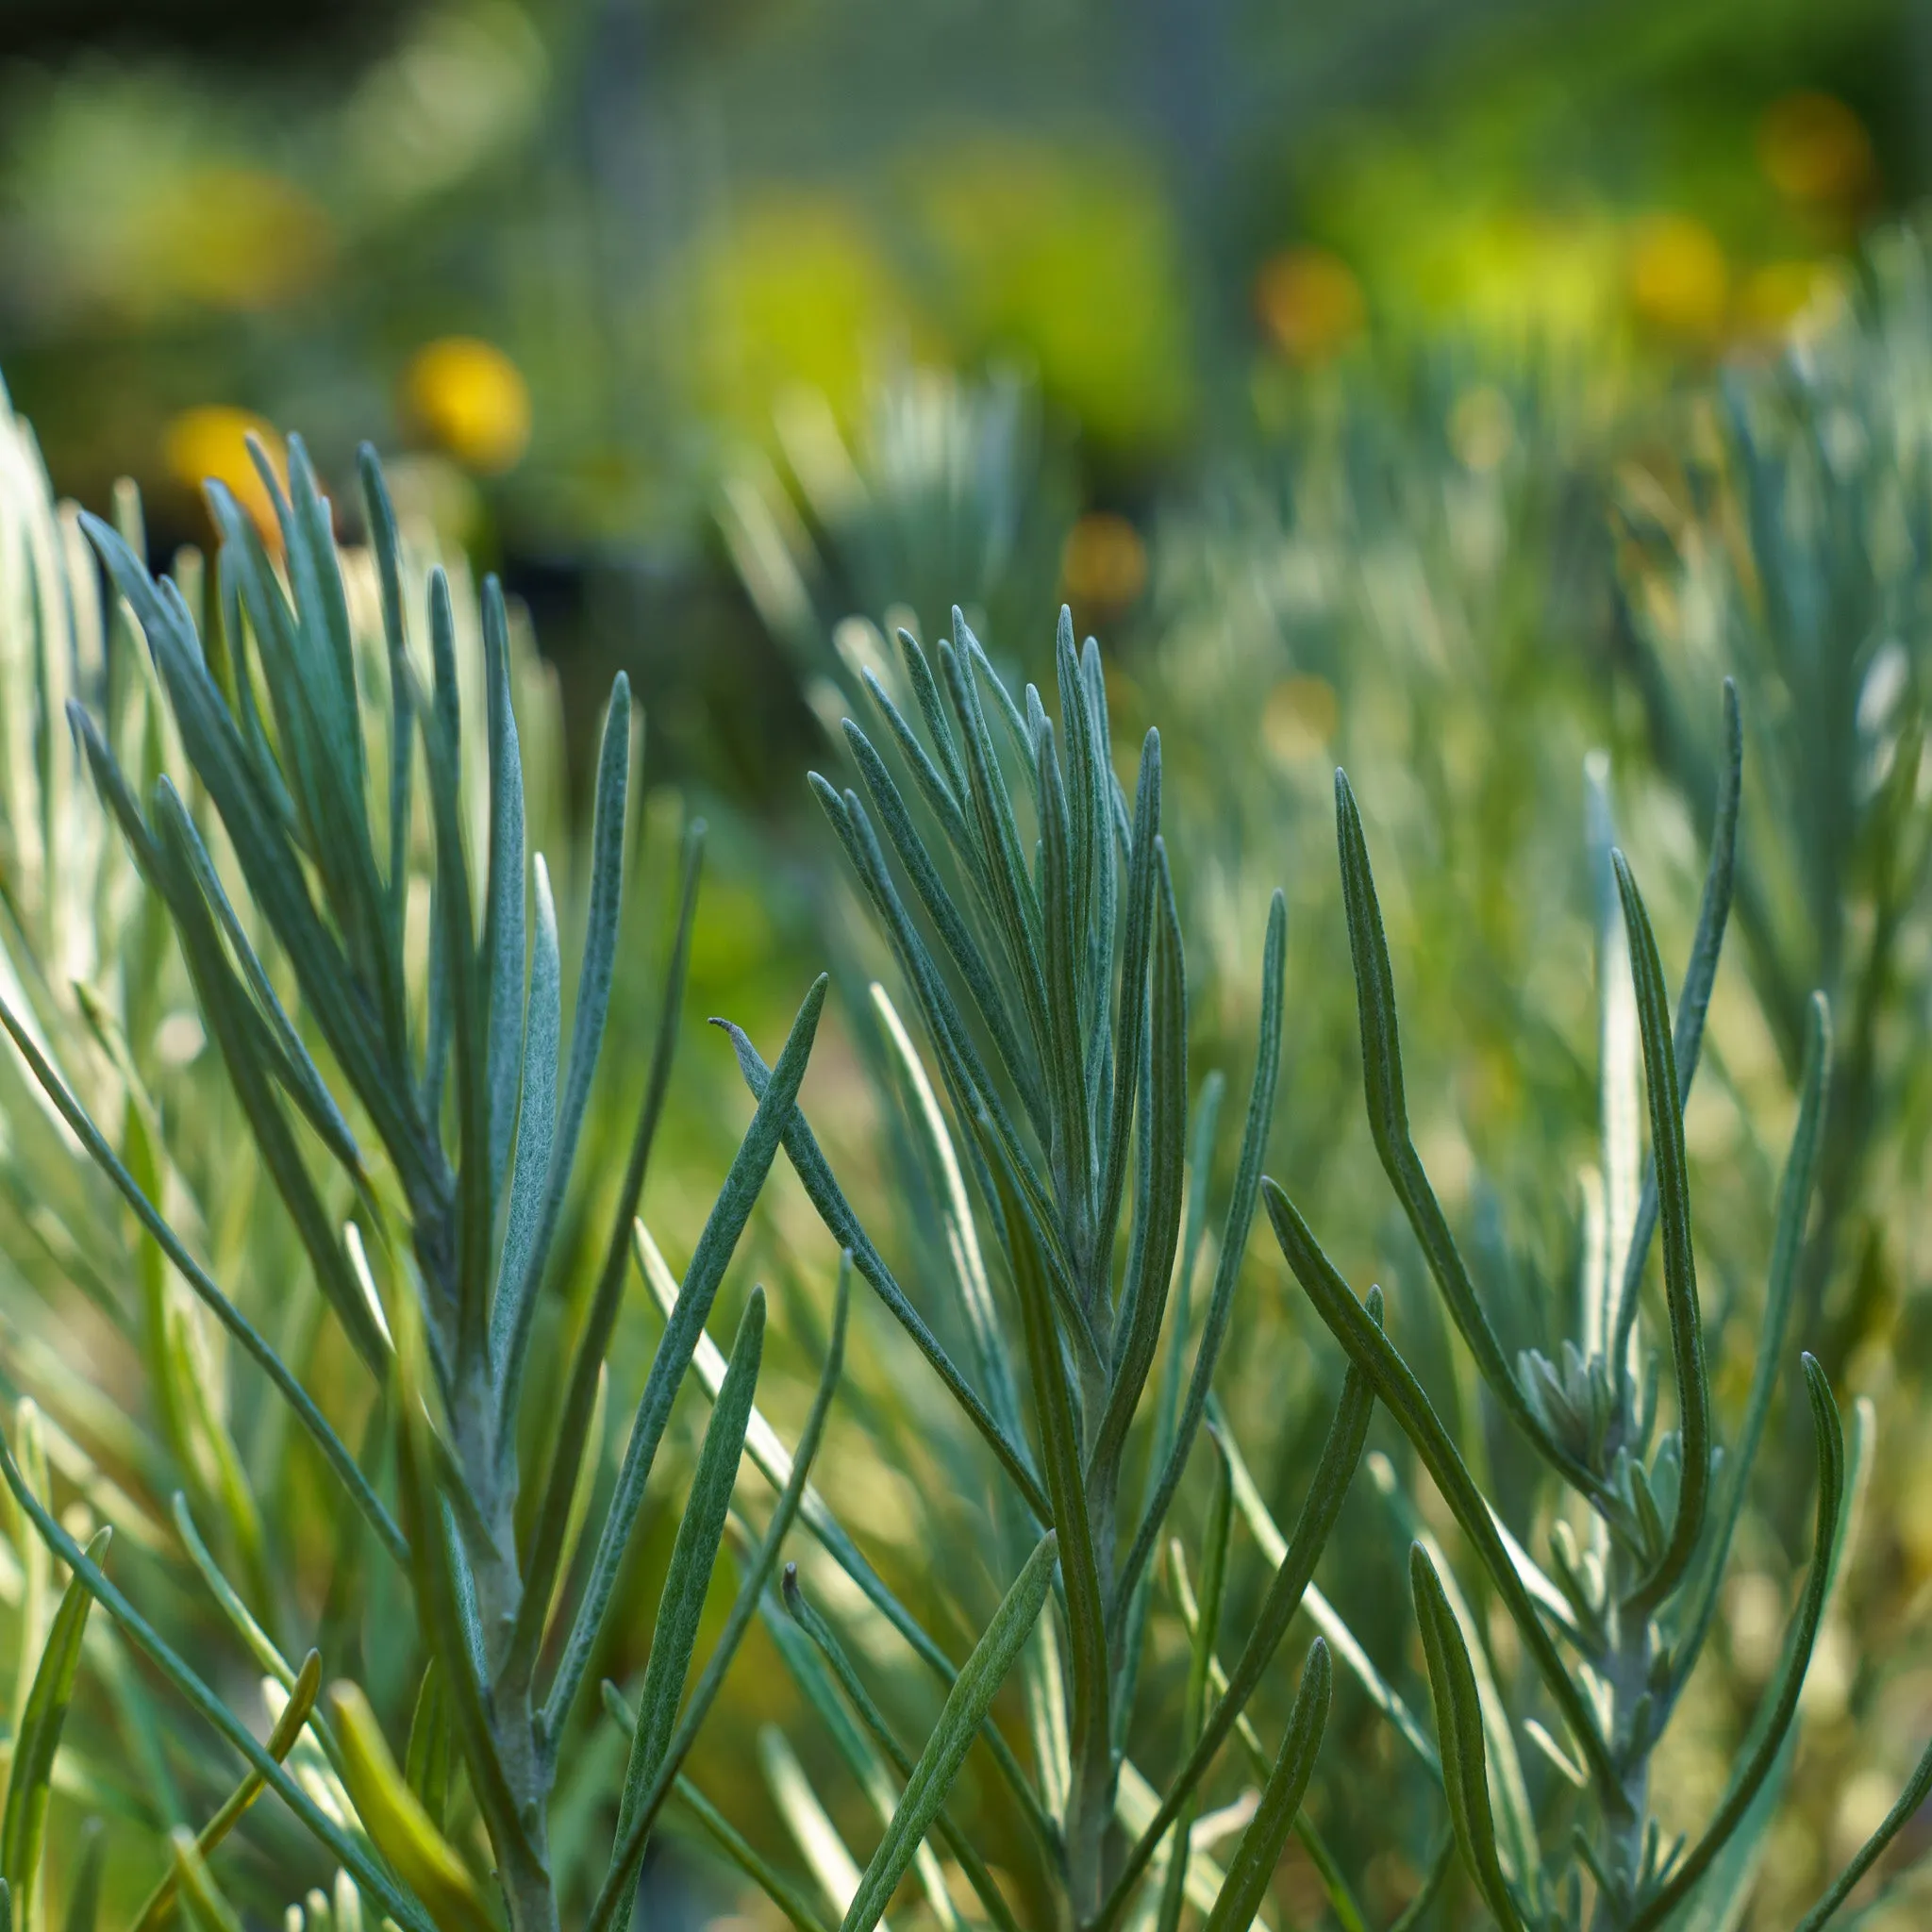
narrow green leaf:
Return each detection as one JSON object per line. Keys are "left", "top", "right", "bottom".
{"left": 869, "top": 985, "right": 1024, "bottom": 1439}
{"left": 1054, "top": 612, "right": 1097, "bottom": 995}
{"left": 1411, "top": 1545, "right": 1529, "bottom": 1932}
{"left": 414, "top": 576, "right": 491, "bottom": 1366}
{"left": 1213, "top": 1401, "right": 1437, "bottom": 1774}
{"left": 1796, "top": 1731, "right": 1932, "bottom": 1930}
{"left": 814, "top": 774, "right": 1064, "bottom": 1276}
{"left": 1156, "top": 1441, "right": 1235, "bottom": 1932}
{"left": 759, "top": 1574, "right": 963, "bottom": 1932}
{"left": 128, "top": 1650, "right": 323, "bottom": 1932}
{"left": 1332, "top": 772, "right": 1602, "bottom": 1493}
{"left": 533, "top": 939, "right": 803, "bottom": 1735}
{"left": 1114, "top": 1068, "right": 1227, "bottom": 1745}
{"left": 151, "top": 789, "right": 389, "bottom": 1373}
{"left": 631, "top": 1229, "right": 1060, "bottom": 1860}
{"left": 330, "top": 1681, "right": 497, "bottom": 1932}
{"left": 1201, "top": 1638, "right": 1332, "bottom": 1932}
{"left": 166, "top": 1830, "right": 244, "bottom": 1932}
{"left": 1091, "top": 837, "right": 1187, "bottom": 1489}
{"left": 1263, "top": 1179, "right": 1619, "bottom": 1800}
{"left": 720, "top": 1015, "right": 1050, "bottom": 1523}
{"left": 1117, "top": 891, "right": 1286, "bottom": 1616}
{"left": 489, "top": 852, "right": 561, "bottom": 1380}
{"left": 0, "top": 991, "right": 407, "bottom": 1564}
{"left": 611, "top": 1291, "right": 766, "bottom": 1857}
{"left": 1034, "top": 712, "right": 1095, "bottom": 1250}
{"left": 171, "top": 1495, "right": 302, "bottom": 1703}
{"left": 584, "top": 1260, "right": 850, "bottom": 1932}
{"left": 859, "top": 660, "right": 976, "bottom": 864}
{"left": 491, "top": 675, "right": 635, "bottom": 1410}
{"left": 893, "top": 625, "right": 974, "bottom": 825}
{"left": 1612, "top": 849, "right": 1711, "bottom": 1617}
{"left": 783, "top": 1569, "right": 1025, "bottom": 1932}
{"left": 82, "top": 514, "right": 433, "bottom": 1199}
{"left": 480, "top": 575, "right": 526, "bottom": 1195}
{"left": 404, "top": 1657, "right": 455, "bottom": 1836}
{"left": 357, "top": 443, "right": 413, "bottom": 969}
{"left": 1097, "top": 728, "right": 1161, "bottom": 1264}
{"left": 1097, "top": 1320, "right": 1374, "bottom": 1932}
{"left": 838, "top": 1531, "right": 1059, "bottom": 1932}
{"left": 1169, "top": 1537, "right": 1372, "bottom": 1932}
{"left": 979, "top": 1139, "right": 1111, "bottom": 1862}
{"left": 1670, "top": 1395, "right": 1873, "bottom": 1932}
{"left": 1626, "top": 1357, "right": 1846, "bottom": 1931}
{"left": 70, "top": 702, "right": 366, "bottom": 1188}
{"left": 389, "top": 1291, "right": 541, "bottom": 1884}
{"left": 842, "top": 717, "right": 1045, "bottom": 1133}
{"left": 1612, "top": 677, "right": 1741, "bottom": 1370}
{"left": 0, "top": 1437, "right": 433, "bottom": 1932}
{"left": 937, "top": 630, "right": 1050, "bottom": 1057}
{"left": 1365, "top": 1463, "right": 1541, "bottom": 1897}
{"left": 1, "top": 1526, "right": 110, "bottom": 1917}
{"left": 1673, "top": 991, "right": 1830, "bottom": 1683}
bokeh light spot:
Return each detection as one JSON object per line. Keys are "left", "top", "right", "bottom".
{"left": 1757, "top": 92, "right": 1876, "bottom": 208}
{"left": 1060, "top": 511, "right": 1147, "bottom": 616}
{"left": 403, "top": 337, "right": 533, "bottom": 475}
{"left": 163, "top": 405, "right": 285, "bottom": 540}
{"left": 1626, "top": 214, "right": 1729, "bottom": 343}
{"left": 1255, "top": 247, "right": 1366, "bottom": 363}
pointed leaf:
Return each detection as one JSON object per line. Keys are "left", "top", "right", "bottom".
{"left": 1263, "top": 1179, "right": 1619, "bottom": 1800}
{"left": 838, "top": 1531, "right": 1059, "bottom": 1932}
{"left": 0, "top": 1437, "right": 433, "bottom": 1932}
{"left": 1, "top": 1526, "right": 110, "bottom": 1916}
{"left": 611, "top": 1291, "right": 766, "bottom": 1854}
{"left": 584, "top": 1261, "right": 849, "bottom": 1932}
{"left": 1411, "top": 1545, "right": 1529, "bottom": 1932}
{"left": 1201, "top": 1640, "right": 1332, "bottom": 1932}
{"left": 1626, "top": 1357, "right": 1846, "bottom": 1931}
{"left": 129, "top": 1652, "right": 323, "bottom": 1932}
{"left": 330, "top": 1681, "right": 497, "bottom": 1932}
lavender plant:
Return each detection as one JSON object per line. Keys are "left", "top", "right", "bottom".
{"left": 645, "top": 598, "right": 1423, "bottom": 1932}
{"left": 0, "top": 391, "right": 875, "bottom": 1925}
{"left": 1264, "top": 708, "right": 1886, "bottom": 1929}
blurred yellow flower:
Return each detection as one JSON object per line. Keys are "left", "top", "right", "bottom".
{"left": 1060, "top": 512, "right": 1147, "bottom": 615}
{"left": 1626, "top": 215, "right": 1728, "bottom": 344}
{"left": 403, "top": 338, "right": 532, "bottom": 475}
{"left": 1757, "top": 92, "right": 1876, "bottom": 209}
{"left": 1255, "top": 248, "right": 1365, "bottom": 364}
{"left": 163, "top": 406, "right": 285, "bottom": 540}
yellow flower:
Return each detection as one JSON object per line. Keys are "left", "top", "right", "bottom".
{"left": 403, "top": 337, "right": 532, "bottom": 475}
{"left": 1626, "top": 215, "right": 1728, "bottom": 344}
{"left": 1255, "top": 248, "right": 1365, "bottom": 364}
{"left": 1060, "top": 512, "right": 1147, "bottom": 616}
{"left": 162, "top": 406, "right": 285, "bottom": 540}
